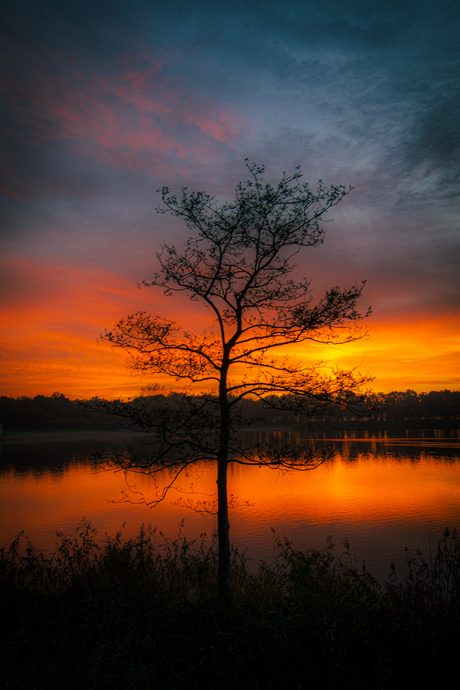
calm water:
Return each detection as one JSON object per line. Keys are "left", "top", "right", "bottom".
{"left": 1, "top": 429, "right": 460, "bottom": 579}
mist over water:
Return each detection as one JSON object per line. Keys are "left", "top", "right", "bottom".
{"left": 1, "top": 430, "right": 459, "bottom": 579}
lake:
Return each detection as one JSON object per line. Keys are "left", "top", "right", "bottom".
{"left": 1, "top": 429, "right": 459, "bottom": 579}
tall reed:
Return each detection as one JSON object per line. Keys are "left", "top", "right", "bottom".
{"left": 1, "top": 523, "right": 459, "bottom": 688}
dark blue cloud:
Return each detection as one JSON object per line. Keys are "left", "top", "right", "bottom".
{"left": 1, "top": 0, "right": 459, "bottom": 320}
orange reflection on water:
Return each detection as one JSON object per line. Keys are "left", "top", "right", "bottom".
{"left": 1, "top": 443, "right": 460, "bottom": 558}
{"left": 228, "top": 452, "right": 460, "bottom": 528}
{"left": 0, "top": 460, "right": 218, "bottom": 552}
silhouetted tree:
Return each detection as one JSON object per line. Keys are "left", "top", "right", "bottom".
{"left": 99, "top": 161, "right": 371, "bottom": 596}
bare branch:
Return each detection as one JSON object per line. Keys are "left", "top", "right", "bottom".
{"left": 97, "top": 161, "right": 372, "bottom": 596}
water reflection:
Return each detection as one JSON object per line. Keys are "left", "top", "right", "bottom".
{"left": 1, "top": 431, "right": 459, "bottom": 579}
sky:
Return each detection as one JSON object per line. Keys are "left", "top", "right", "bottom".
{"left": 1, "top": 0, "right": 459, "bottom": 399}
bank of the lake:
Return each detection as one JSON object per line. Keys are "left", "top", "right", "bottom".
{"left": 1, "top": 522, "right": 459, "bottom": 689}
{"left": 0, "top": 428, "right": 142, "bottom": 444}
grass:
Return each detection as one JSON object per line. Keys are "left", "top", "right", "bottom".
{"left": 1, "top": 523, "right": 459, "bottom": 689}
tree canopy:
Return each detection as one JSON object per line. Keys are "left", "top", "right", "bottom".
{"left": 99, "top": 161, "right": 372, "bottom": 594}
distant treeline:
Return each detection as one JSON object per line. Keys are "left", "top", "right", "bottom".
{"left": 0, "top": 393, "right": 118, "bottom": 431}
{"left": 355, "top": 390, "right": 460, "bottom": 425}
{"left": 245, "top": 389, "right": 460, "bottom": 429}
{"left": 1, "top": 389, "right": 459, "bottom": 431}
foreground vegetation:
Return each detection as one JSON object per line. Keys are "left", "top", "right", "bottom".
{"left": 1, "top": 524, "right": 459, "bottom": 689}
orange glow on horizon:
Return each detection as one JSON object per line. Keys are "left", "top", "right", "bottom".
{"left": 1, "top": 256, "right": 459, "bottom": 399}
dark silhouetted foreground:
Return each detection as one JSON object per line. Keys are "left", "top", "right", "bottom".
{"left": 1, "top": 523, "right": 459, "bottom": 689}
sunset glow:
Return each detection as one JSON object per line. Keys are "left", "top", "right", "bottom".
{"left": 1, "top": 1, "right": 459, "bottom": 400}
{"left": 1, "top": 249, "right": 459, "bottom": 398}
{"left": 1, "top": 8, "right": 459, "bottom": 686}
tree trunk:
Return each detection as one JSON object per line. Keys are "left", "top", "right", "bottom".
{"left": 217, "top": 455, "right": 230, "bottom": 599}
{"left": 217, "top": 354, "right": 231, "bottom": 600}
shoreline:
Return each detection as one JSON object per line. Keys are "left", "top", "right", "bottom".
{"left": 0, "top": 429, "right": 142, "bottom": 444}
{"left": 2, "top": 426, "right": 460, "bottom": 446}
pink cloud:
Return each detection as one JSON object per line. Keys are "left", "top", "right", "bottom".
{"left": 11, "top": 54, "right": 245, "bottom": 176}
